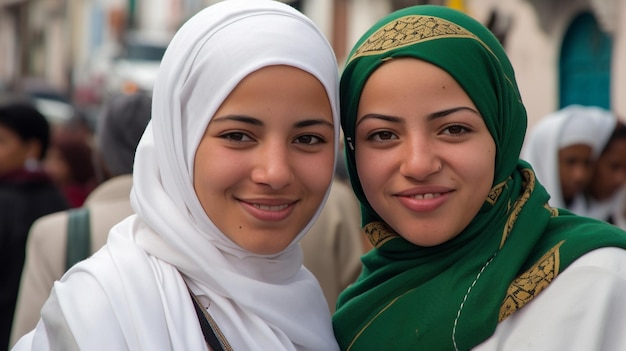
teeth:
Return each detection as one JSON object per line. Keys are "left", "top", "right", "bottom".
{"left": 411, "top": 193, "right": 441, "bottom": 200}
{"left": 253, "top": 204, "right": 289, "bottom": 211}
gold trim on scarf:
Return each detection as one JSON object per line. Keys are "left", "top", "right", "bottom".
{"left": 499, "top": 168, "right": 560, "bottom": 248}
{"left": 545, "top": 203, "right": 559, "bottom": 217}
{"left": 349, "top": 15, "right": 489, "bottom": 63}
{"left": 346, "top": 289, "right": 413, "bottom": 351}
{"left": 486, "top": 179, "right": 507, "bottom": 205}
{"left": 499, "top": 168, "right": 534, "bottom": 248}
{"left": 498, "top": 240, "right": 564, "bottom": 321}
{"left": 364, "top": 221, "right": 399, "bottom": 248}
{"left": 347, "top": 14, "right": 520, "bottom": 103}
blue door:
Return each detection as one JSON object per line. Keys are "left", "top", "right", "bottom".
{"left": 559, "top": 12, "right": 612, "bottom": 109}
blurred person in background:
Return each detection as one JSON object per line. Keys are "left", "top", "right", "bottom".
{"left": 573, "top": 122, "right": 626, "bottom": 229}
{"left": 301, "top": 176, "right": 364, "bottom": 313}
{"left": 44, "top": 129, "right": 97, "bottom": 207}
{"left": 300, "top": 134, "right": 368, "bottom": 313}
{"left": 521, "top": 105, "right": 616, "bottom": 212}
{"left": 9, "top": 92, "right": 151, "bottom": 347}
{"left": 0, "top": 99, "right": 69, "bottom": 350}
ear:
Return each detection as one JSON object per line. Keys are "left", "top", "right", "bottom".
{"left": 24, "top": 139, "right": 43, "bottom": 160}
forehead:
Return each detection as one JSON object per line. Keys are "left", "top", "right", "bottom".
{"left": 361, "top": 58, "right": 469, "bottom": 104}
{"left": 358, "top": 58, "right": 472, "bottom": 115}
{"left": 230, "top": 65, "right": 322, "bottom": 94}
{"left": 558, "top": 144, "right": 593, "bottom": 158}
{"left": 221, "top": 65, "right": 327, "bottom": 103}
{"left": 210, "top": 65, "right": 333, "bottom": 126}
{"left": 366, "top": 58, "right": 454, "bottom": 83}
{"left": 604, "top": 139, "right": 626, "bottom": 153}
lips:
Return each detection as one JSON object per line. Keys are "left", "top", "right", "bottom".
{"left": 395, "top": 187, "right": 451, "bottom": 212}
{"left": 239, "top": 198, "right": 297, "bottom": 221}
{"left": 252, "top": 203, "right": 290, "bottom": 211}
{"left": 409, "top": 193, "right": 442, "bottom": 200}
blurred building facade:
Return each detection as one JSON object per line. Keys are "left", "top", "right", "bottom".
{"left": 338, "top": 0, "right": 626, "bottom": 131}
{"left": 1, "top": 0, "right": 625, "bottom": 130}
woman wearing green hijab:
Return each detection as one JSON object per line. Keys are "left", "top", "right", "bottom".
{"left": 333, "top": 5, "right": 626, "bottom": 350}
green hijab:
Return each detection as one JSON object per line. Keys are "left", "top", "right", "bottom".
{"left": 333, "top": 5, "right": 626, "bottom": 351}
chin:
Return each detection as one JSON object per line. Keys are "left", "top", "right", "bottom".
{"left": 247, "top": 240, "right": 294, "bottom": 255}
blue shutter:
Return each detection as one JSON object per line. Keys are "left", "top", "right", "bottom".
{"left": 559, "top": 12, "right": 612, "bottom": 109}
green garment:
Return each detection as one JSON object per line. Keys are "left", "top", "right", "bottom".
{"left": 333, "top": 5, "right": 626, "bottom": 351}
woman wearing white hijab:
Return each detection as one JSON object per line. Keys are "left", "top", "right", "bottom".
{"left": 579, "top": 122, "right": 626, "bottom": 228}
{"left": 12, "top": 1, "right": 340, "bottom": 350}
{"left": 521, "top": 105, "right": 616, "bottom": 211}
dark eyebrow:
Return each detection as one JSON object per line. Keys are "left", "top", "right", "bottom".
{"left": 212, "top": 115, "right": 333, "bottom": 129}
{"left": 430, "top": 106, "right": 480, "bottom": 119}
{"left": 356, "top": 106, "right": 480, "bottom": 127}
{"left": 211, "top": 115, "right": 263, "bottom": 125}
{"left": 356, "top": 114, "right": 402, "bottom": 128}
{"left": 294, "top": 119, "right": 334, "bottom": 129}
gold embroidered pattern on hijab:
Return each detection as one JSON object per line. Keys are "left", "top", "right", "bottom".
{"left": 499, "top": 240, "right": 564, "bottom": 321}
{"left": 349, "top": 15, "right": 481, "bottom": 62}
{"left": 499, "top": 168, "right": 535, "bottom": 248}
{"left": 486, "top": 179, "right": 507, "bottom": 206}
{"left": 364, "top": 221, "right": 399, "bottom": 248}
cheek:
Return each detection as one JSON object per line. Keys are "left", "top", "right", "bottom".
{"left": 193, "top": 161, "right": 218, "bottom": 208}
{"left": 193, "top": 148, "right": 238, "bottom": 206}
{"left": 355, "top": 150, "right": 376, "bottom": 187}
{"left": 296, "top": 151, "right": 335, "bottom": 193}
{"left": 355, "top": 148, "right": 392, "bottom": 205}
{"left": 467, "top": 143, "right": 496, "bottom": 194}
{"left": 608, "top": 168, "right": 624, "bottom": 185}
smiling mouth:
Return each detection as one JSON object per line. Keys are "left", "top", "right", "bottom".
{"left": 252, "top": 203, "right": 290, "bottom": 211}
{"left": 242, "top": 199, "right": 296, "bottom": 222}
{"left": 409, "top": 193, "right": 442, "bottom": 200}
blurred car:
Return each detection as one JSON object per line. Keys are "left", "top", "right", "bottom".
{"left": 2, "top": 78, "right": 77, "bottom": 127}
{"left": 18, "top": 78, "right": 98, "bottom": 136}
{"left": 29, "top": 94, "right": 75, "bottom": 126}
{"left": 104, "top": 32, "right": 170, "bottom": 96}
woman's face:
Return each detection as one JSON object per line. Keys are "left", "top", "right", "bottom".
{"left": 588, "top": 139, "right": 626, "bottom": 200}
{"left": 194, "top": 65, "right": 335, "bottom": 255}
{"left": 355, "top": 58, "right": 495, "bottom": 247}
{"left": 0, "top": 125, "right": 34, "bottom": 176}
{"left": 557, "top": 144, "right": 594, "bottom": 204}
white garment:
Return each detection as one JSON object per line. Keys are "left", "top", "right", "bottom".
{"left": 474, "top": 247, "right": 626, "bottom": 350}
{"left": 571, "top": 186, "right": 626, "bottom": 230}
{"left": 521, "top": 105, "right": 616, "bottom": 210}
{"left": 12, "top": 1, "right": 340, "bottom": 350}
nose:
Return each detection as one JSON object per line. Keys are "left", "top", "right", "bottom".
{"left": 571, "top": 164, "right": 591, "bottom": 188}
{"left": 399, "top": 135, "right": 442, "bottom": 181}
{"left": 250, "top": 141, "right": 293, "bottom": 190}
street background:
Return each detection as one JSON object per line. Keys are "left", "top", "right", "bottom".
{"left": 1, "top": 0, "right": 626, "bottom": 131}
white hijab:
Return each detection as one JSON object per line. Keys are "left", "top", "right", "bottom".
{"left": 37, "top": 1, "right": 341, "bottom": 350}
{"left": 521, "top": 105, "right": 616, "bottom": 210}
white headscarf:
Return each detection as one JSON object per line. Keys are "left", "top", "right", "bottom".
{"left": 40, "top": 1, "right": 340, "bottom": 350}
{"left": 521, "top": 105, "right": 616, "bottom": 210}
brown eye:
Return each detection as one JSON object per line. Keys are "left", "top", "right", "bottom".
{"left": 294, "top": 134, "right": 324, "bottom": 145}
{"left": 371, "top": 131, "right": 396, "bottom": 141}
{"left": 221, "top": 132, "right": 253, "bottom": 142}
{"left": 442, "top": 125, "right": 469, "bottom": 135}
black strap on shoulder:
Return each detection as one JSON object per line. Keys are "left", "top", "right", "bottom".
{"left": 188, "top": 289, "right": 225, "bottom": 351}
{"left": 66, "top": 207, "right": 91, "bottom": 271}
